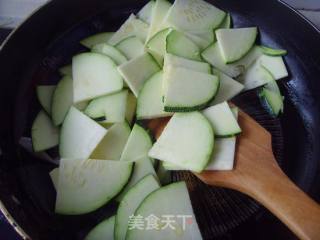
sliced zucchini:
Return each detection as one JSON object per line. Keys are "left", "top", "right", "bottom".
{"left": 218, "top": 13, "right": 232, "bottom": 29}
{"left": 201, "top": 43, "right": 262, "bottom": 77}
{"left": 91, "top": 122, "right": 131, "bottom": 160}
{"left": 146, "top": 28, "right": 172, "bottom": 62}
{"left": 163, "top": 67, "right": 219, "bottom": 112}
{"left": 210, "top": 69, "right": 244, "bottom": 105}
{"left": 259, "top": 87, "right": 284, "bottom": 117}
{"left": 36, "top": 85, "right": 56, "bottom": 114}
{"left": 84, "top": 90, "right": 128, "bottom": 123}
{"left": 126, "top": 182, "right": 202, "bottom": 240}
{"left": 164, "top": 0, "right": 225, "bottom": 32}
{"left": 108, "top": 14, "right": 149, "bottom": 45}
{"left": 115, "top": 175, "right": 160, "bottom": 240}
{"left": 185, "top": 31, "right": 214, "bottom": 50}
{"left": 125, "top": 92, "right": 137, "bottom": 124}
{"left": 115, "top": 36, "right": 145, "bottom": 60}
{"left": 59, "top": 65, "right": 72, "bottom": 76}
{"left": 137, "top": 71, "right": 173, "bottom": 120}
{"left": 137, "top": 1, "right": 155, "bottom": 24}
{"left": 166, "top": 30, "right": 201, "bottom": 61}
{"left": 164, "top": 53, "right": 211, "bottom": 74}
{"left": 203, "top": 102, "right": 241, "bottom": 137}
{"left": 92, "top": 43, "right": 127, "bottom": 65}
{"left": 80, "top": 32, "right": 114, "bottom": 48}
{"left": 147, "top": 0, "right": 172, "bottom": 41}
{"left": 74, "top": 100, "right": 89, "bottom": 111}
{"left": 55, "top": 158, "right": 133, "bottom": 215}
{"left": 259, "top": 55, "right": 288, "bottom": 80}
{"left": 149, "top": 112, "right": 213, "bottom": 172}
{"left": 120, "top": 124, "right": 153, "bottom": 161}
{"left": 51, "top": 75, "right": 73, "bottom": 126}
{"left": 116, "top": 156, "right": 157, "bottom": 201}
{"left": 260, "top": 46, "right": 287, "bottom": 56}
{"left": 31, "top": 110, "right": 59, "bottom": 152}
{"left": 59, "top": 107, "right": 107, "bottom": 159}
{"left": 49, "top": 168, "right": 59, "bottom": 189}
{"left": 72, "top": 53, "right": 123, "bottom": 103}
{"left": 216, "top": 27, "right": 258, "bottom": 63}
{"left": 85, "top": 215, "right": 115, "bottom": 240}
{"left": 118, "top": 52, "right": 161, "bottom": 97}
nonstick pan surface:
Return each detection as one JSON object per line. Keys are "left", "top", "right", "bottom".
{"left": 0, "top": 0, "right": 320, "bottom": 239}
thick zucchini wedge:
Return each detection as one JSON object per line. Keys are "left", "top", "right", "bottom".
{"left": 36, "top": 85, "right": 56, "bottom": 115}
{"left": 80, "top": 32, "right": 114, "bottom": 48}
{"left": 115, "top": 36, "right": 145, "bottom": 60}
{"left": 92, "top": 43, "right": 127, "bottom": 65}
{"left": 137, "top": 1, "right": 155, "bottom": 24}
{"left": 164, "top": 53, "right": 211, "bottom": 73}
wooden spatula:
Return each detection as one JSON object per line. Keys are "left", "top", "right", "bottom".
{"left": 147, "top": 110, "right": 320, "bottom": 240}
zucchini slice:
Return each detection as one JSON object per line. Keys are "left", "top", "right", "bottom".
{"left": 218, "top": 13, "right": 232, "bottom": 29}
{"left": 126, "top": 182, "right": 202, "bottom": 240}
{"left": 137, "top": 1, "right": 155, "bottom": 24}
{"left": 80, "top": 32, "right": 114, "bottom": 48}
{"left": 259, "top": 87, "right": 284, "bottom": 117}
{"left": 137, "top": 71, "right": 173, "bottom": 120}
{"left": 115, "top": 175, "right": 160, "bottom": 240}
{"left": 125, "top": 92, "right": 137, "bottom": 124}
{"left": 31, "top": 110, "right": 59, "bottom": 152}
{"left": 115, "top": 36, "right": 145, "bottom": 60}
{"left": 84, "top": 90, "right": 128, "bottom": 123}
{"left": 72, "top": 53, "right": 123, "bottom": 103}
{"left": 259, "top": 55, "right": 288, "bottom": 80}
{"left": 201, "top": 43, "right": 262, "bottom": 77}
{"left": 149, "top": 112, "right": 213, "bottom": 172}
{"left": 55, "top": 158, "right": 133, "bottom": 215}
{"left": 210, "top": 69, "right": 244, "bottom": 105}
{"left": 163, "top": 67, "right": 219, "bottom": 112}
{"left": 92, "top": 43, "right": 127, "bottom": 65}
{"left": 51, "top": 75, "right": 73, "bottom": 126}
{"left": 36, "top": 85, "right": 56, "bottom": 115}
{"left": 85, "top": 215, "right": 115, "bottom": 240}
{"left": 146, "top": 28, "right": 172, "bottom": 62}
{"left": 59, "top": 65, "right": 72, "bottom": 76}
{"left": 164, "top": 0, "right": 226, "bottom": 32}
{"left": 203, "top": 102, "right": 241, "bottom": 137}
{"left": 166, "top": 30, "right": 201, "bottom": 61}
{"left": 118, "top": 52, "right": 161, "bottom": 97}
{"left": 216, "top": 27, "right": 258, "bottom": 63}
{"left": 59, "top": 107, "right": 107, "bottom": 159}
{"left": 260, "top": 46, "right": 287, "bottom": 56}
{"left": 164, "top": 53, "right": 211, "bottom": 74}
{"left": 91, "top": 122, "right": 131, "bottom": 160}
{"left": 185, "top": 31, "right": 214, "bottom": 50}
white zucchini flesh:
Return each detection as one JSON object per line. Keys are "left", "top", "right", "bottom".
{"left": 184, "top": 31, "right": 214, "bottom": 50}
{"left": 164, "top": 0, "right": 225, "bottom": 32}
{"left": 91, "top": 122, "right": 131, "bottom": 160}
{"left": 210, "top": 69, "right": 244, "bottom": 105}
{"left": 108, "top": 14, "right": 149, "bottom": 45}
{"left": 136, "top": 71, "right": 173, "bottom": 120}
{"left": 137, "top": 1, "right": 155, "bottom": 24}
{"left": 163, "top": 67, "right": 219, "bottom": 112}
{"left": 31, "top": 110, "right": 59, "bottom": 152}
{"left": 120, "top": 124, "right": 153, "bottom": 162}
{"left": 146, "top": 28, "right": 172, "bottom": 61}
{"left": 126, "top": 182, "right": 203, "bottom": 240}
{"left": 149, "top": 112, "right": 214, "bottom": 172}
{"left": 115, "top": 36, "right": 145, "bottom": 60}
{"left": 259, "top": 55, "right": 288, "bottom": 80}
{"left": 166, "top": 30, "right": 201, "bottom": 61}
{"left": 118, "top": 52, "right": 161, "bottom": 97}
{"left": 202, "top": 102, "right": 241, "bottom": 137}
{"left": 59, "top": 107, "right": 107, "bottom": 159}
{"left": 72, "top": 52, "right": 123, "bottom": 103}
{"left": 55, "top": 158, "right": 133, "bottom": 215}
{"left": 80, "top": 32, "right": 114, "bottom": 48}
{"left": 84, "top": 90, "right": 128, "bottom": 123}
{"left": 116, "top": 156, "right": 157, "bottom": 201}
{"left": 36, "top": 85, "right": 56, "bottom": 115}
{"left": 125, "top": 92, "right": 137, "bottom": 124}
{"left": 59, "top": 65, "right": 72, "bottom": 76}
{"left": 164, "top": 53, "right": 211, "bottom": 74}
{"left": 146, "top": 0, "right": 172, "bottom": 41}
{"left": 115, "top": 175, "right": 160, "bottom": 240}
{"left": 74, "top": 100, "right": 89, "bottom": 111}
{"left": 218, "top": 13, "right": 232, "bottom": 29}
{"left": 92, "top": 43, "right": 127, "bottom": 65}
{"left": 201, "top": 43, "right": 262, "bottom": 78}
{"left": 51, "top": 75, "right": 73, "bottom": 126}
{"left": 50, "top": 168, "right": 59, "bottom": 189}
{"left": 85, "top": 215, "right": 115, "bottom": 240}
{"left": 216, "top": 27, "right": 258, "bottom": 63}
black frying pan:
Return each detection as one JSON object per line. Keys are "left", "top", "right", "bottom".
{"left": 0, "top": 0, "right": 320, "bottom": 239}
